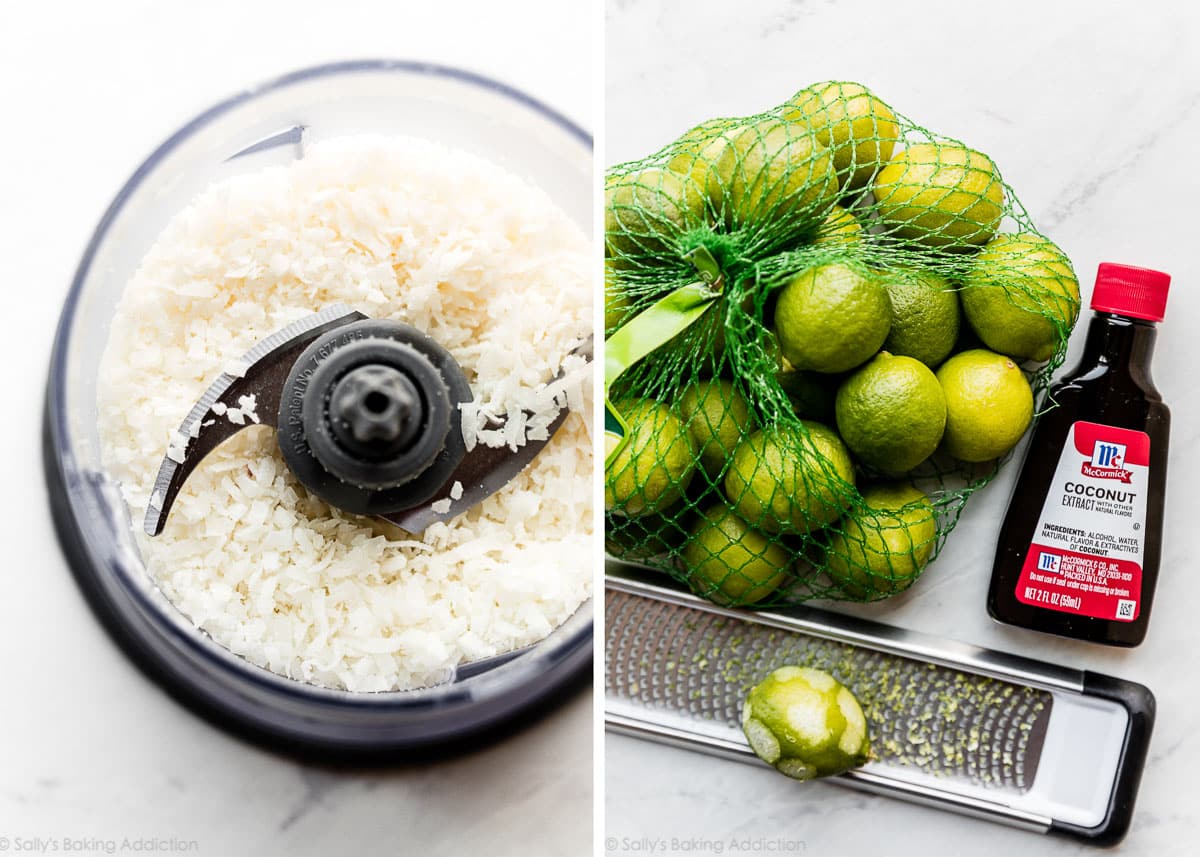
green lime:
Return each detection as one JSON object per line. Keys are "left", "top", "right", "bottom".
{"left": 605, "top": 399, "right": 697, "bottom": 515}
{"left": 703, "top": 118, "right": 838, "bottom": 230}
{"left": 879, "top": 268, "right": 960, "bottom": 367}
{"left": 827, "top": 484, "right": 938, "bottom": 599}
{"left": 961, "top": 232, "right": 1080, "bottom": 362}
{"left": 724, "top": 422, "right": 855, "bottom": 534}
{"left": 742, "top": 666, "right": 871, "bottom": 780}
{"left": 774, "top": 264, "right": 892, "bottom": 373}
{"left": 835, "top": 353, "right": 947, "bottom": 472}
{"left": 668, "top": 121, "right": 741, "bottom": 208}
{"left": 936, "top": 350, "right": 1034, "bottom": 462}
{"left": 683, "top": 504, "right": 790, "bottom": 606}
{"left": 783, "top": 81, "right": 900, "bottom": 191}
{"left": 605, "top": 167, "right": 706, "bottom": 263}
{"left": 812, "top": 204, "right": 865, "bottom": 247}
{"left": 680, "top": 380, "right": 755, "bottom": 478}
{"left": 873, "top": 143, "right": 1004, "bottom": 249}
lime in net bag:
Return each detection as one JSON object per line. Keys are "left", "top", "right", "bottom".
{"left": 604, "top": 81, "right": 1081, "bottom": 607}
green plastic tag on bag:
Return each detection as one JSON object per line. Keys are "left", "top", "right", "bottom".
{"left": 604, "top": 401, "right": 630, "bottom": 464}
{"left": 604, "top": 247, "right": 724, "bottom": 466}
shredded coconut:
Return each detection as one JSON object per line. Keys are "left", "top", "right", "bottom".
{"left": 237, "top": 394, "right": 260, "bottom": 424}
{"left": 96, "top": 135, "right": 593, "bottom": 692}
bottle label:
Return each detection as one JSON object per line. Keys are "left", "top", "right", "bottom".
{"left": 1015, "top": 421, "right": 1150, "bottom": 621}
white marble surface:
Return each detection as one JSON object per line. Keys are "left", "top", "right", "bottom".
{"left": 0, "top": 2, "right": 593, "bottom": 856}
{"left": 606, "top": 1, "right": 1199, "bottom": 854}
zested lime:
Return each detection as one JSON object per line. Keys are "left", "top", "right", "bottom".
{"left": 742, "top": 666, "right": 871, "bottom": 780}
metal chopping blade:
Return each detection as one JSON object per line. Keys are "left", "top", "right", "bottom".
{"left": 145, "top": 307, "right": 591, "bottom": 536}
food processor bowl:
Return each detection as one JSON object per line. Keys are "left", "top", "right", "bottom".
{"left": 43, "top": 60, "right": 593, "bottom": 759}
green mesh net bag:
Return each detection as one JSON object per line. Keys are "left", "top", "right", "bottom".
{"left": 604, "top": 81, "right": 1082, "bottom": 607}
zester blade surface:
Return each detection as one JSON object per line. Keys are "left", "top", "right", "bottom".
{"left": 606, "top": 590, "right": 1052, "bottom": 791}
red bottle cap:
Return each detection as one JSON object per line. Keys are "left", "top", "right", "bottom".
{"left": 1091, "top": 263, "right": 1170, "bottom": 322}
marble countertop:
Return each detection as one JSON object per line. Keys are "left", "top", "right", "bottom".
{"left": 0, "top": 2, "right": 592, "bottom": 856}
{"left": 605, "top": 1, "right": 1199, "bottom": 854}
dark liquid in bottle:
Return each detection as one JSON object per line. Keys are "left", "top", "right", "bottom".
{"left": 988, "top": 312, "right": 1169, "bottom": 647}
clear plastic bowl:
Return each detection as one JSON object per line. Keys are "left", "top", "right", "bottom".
{"left": 43, "top": 60, "right": 593, "bottom": 758}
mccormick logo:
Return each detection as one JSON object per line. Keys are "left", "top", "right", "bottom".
{"left": 1082, "top": 440, "right": 1133, "bottom": 483}
{"left": 1037, "top": 551, "right": 1061, "bottom": 573}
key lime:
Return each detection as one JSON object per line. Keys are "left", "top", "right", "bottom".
{"left": 835, "top": 353, "right": 947, "bottom": 473}
{"left": 604, "top": 260, "right": 633, "bottom": 335}
{"left": 673, "top": 117, "right": 730, "bottom": 151}
{"left": 605, "top": 399, "right": 697, "bottom": 515}
{"left": 961, "top": 232, "right": 1080, "bottom": 362}
{"left": 605, "top": 513, "right": 679, "bottom": 562}
{"left": 778, "top": 365, "right": 839, "bottom": 423}
{"left": 683, "top": 504, "right": 790, "bottom": 606}
{"left": 724, "top": 422, "right": 855, "bottom": 534}
{"left": 880, "top": 268, "right": 959, "bottom": 367}
{"left": 873, "top": 142, "right": 1004, "bottom": 249}
{"left": 701, "top": 118, "right": 838, "bottom": 231}
{"left": 680, "top": 379, "right": 755, "bottom": 478}
{"left": 812, "top": 204, "right": 865, "bottom": 247}
{"left": 936, "top": 350, "right": 1034, "bottom": 462}
{"left": 774, "top": 264, "right": 892, "bottom": 373}
{"left": 605, "top": 167, "right": 706, "bottom": 263}
{"left": 827, "top": 484, "right": 938, "bottom": 599}
{"left": 783, "top": 81, "right": 900, "bottom": 191}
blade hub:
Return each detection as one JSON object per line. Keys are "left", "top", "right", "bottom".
{"left": 280, "top": 319, "right": 471, "bottom": 514}
{"left": 330, "top": 364, "right": 427, "bottom": 454}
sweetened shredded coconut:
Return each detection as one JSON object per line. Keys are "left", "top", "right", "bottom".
{"left": 96, "top": 135, "right": 593, "bottom": 692}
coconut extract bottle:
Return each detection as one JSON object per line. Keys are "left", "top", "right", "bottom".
{"left": 988, "top": 263, "right": 1170, "bottom": 647}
